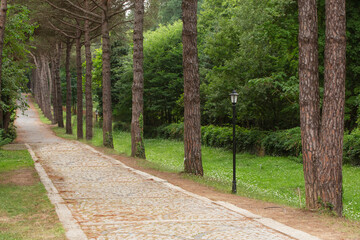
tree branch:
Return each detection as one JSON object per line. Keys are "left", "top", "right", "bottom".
{"left": 109, "top": 3, "right": 134, "bottom": 19}
{"left": 110, "top": 19, "right": 133, "bottom": 30}
{"left": 54, "top": 17, "right": 85, "bottom": 32}
{"left": 90, "top": 24, "right": 101, "bottom": 33}
{"left": 64, "top": 0, "right": 101, "bottom": 19}
{"left": 45, "top": 0, "right": 102, "bottom": 24}
{"left": 29, "top": 52, "right": 38, "bottom": 67}
{"left": 90, "top": 0, "right": 105, "bottom": 11}
{"left": 48, "top": 21, "right": 77, "bottom": 39}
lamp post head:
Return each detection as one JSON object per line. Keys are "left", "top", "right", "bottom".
{"left": 230, "top": 90, "right": 238, "bottom": 104}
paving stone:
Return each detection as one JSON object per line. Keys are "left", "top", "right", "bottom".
{"left": 16, "top": 101, "right": 306, "bottom": 240}
{"left": 83, "top": 221, "right": 291, "bottom": 240}
{"left": 28, "top": 141, "right": 296, "bottom": 239}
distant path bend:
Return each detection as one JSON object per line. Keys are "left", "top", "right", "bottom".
{"left": 15, "top": 96, "right": 320, "bottom": 240}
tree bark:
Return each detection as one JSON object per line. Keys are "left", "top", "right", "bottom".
{"left": 55, "top": 42, "right": 64, "bottom": 128}
{"left": 298, "top": 0, "right": 320, "bottom": 210}
{"left": 3, "top": 110, "right": 11, "bottom": 132}
{"left": 40, "top": 55, "right": 52, "bottom": 121}
{"left": 76, "top": 33, "right": 83, "bottom": 139}
{"left": 131, "top": 0, "right": 145, "bottom": 158}
{"left": 51, "top": 56, "right": 58, "bottom": 124}
{"left": 65, "top": 40, "right": 73, "bottom": 134}
{"left": 0, "top": 0, "right": 7, "bottom": 129}
{"left": 46, "top": 57, "right": 54, "bottom": 122}
{"left": 298, "top": 0, "right": 346, "bottom": 216}
{"left": 101, "top": 0, "right": 113, "bottom": 148}
{"left": 182, "top": 0, "right": 203, "bottom": 176}
{"left": 317, "top": 0, "right": 346, "bottom": 216}
{"left": 85, "top": 0, "right": 93, "bottom": 140}
{"left": 32, "top": 56, "right": 43, "bottom": 110}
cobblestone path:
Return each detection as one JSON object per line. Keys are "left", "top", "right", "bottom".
{"left": 15, "top": 99, "right": 316, "bottom": 240}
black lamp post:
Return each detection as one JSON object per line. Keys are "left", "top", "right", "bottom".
{"left": 230, "top": 90, "right": 238, "bottom": 194}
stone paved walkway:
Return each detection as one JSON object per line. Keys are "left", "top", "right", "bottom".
{"left": 15, "top": 98, "right": 319, "bottom": 240}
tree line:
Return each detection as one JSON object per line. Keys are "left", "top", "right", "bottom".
{"left": 0, "top": 0, "right": 354, "bottom": 217}
{"left": 4, "top": 0, "right": 204, "bottom": 176}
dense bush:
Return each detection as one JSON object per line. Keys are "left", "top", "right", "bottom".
{"left": 155, "top": 123, "right": 184, "bottom": 140}
{"left": 262, "top": 127, "right": 302, "bottom": 157}
{"left": 113, "top": 121, "right": 131, "bottom": 132}
{"left": 343, "top": 129, "right": 360, "bottom": 165}
{"left": 146, "top": 123, "right": 360, "bottom": 165}
{"left": 0, "top": 125, "right": 16, "bottom": 147}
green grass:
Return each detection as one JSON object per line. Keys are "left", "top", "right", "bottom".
{"left": 0, "top": 150, "right": 34, "bottom": 173}
{"left": 44, "top": 111, "right": 360, "bottom": 221}
{"left": 0, "top": 149, "right": 65, "bottom": 239}
{"left": 33, "top": 103, "right": 52, "bottom": 125}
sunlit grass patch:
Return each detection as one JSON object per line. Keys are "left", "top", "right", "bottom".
{"left": 0, "top": 150, "right": 34, "bottom": 173}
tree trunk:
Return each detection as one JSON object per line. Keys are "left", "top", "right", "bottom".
{"left": 51, "top": 56, "right": 58, "bottom": 124}
{"left": 46, "top": 57, "right": 55, "bottom": 122}
{"left": 30, "top": 69, "right": 35, "bottom": 94}
{"left": 298, "top": 0, "right": 346, "bottom": 216}
{"left": 55, "top": 42, "right": 64, "bottom": 128}
{"left": 317, "top": 0, "right": 346, "bottom": 216}
{"left": 65, "top": 40, "right": 73, "bottom": 134}
{"left": 131, "top": 0, "right": 145, "bottom": 158}
{"left": 40, "top": 55, "right": 52, "bottom": 121}
{"left": 85, "top": 0, "right": 93, "bottom": 140}
{"left": 3, "top": 110, "right": 11, "bottom": 132}
{"left": 182, "top": 0, "right": 203, "bottom": 176}
{"left": 32, "top": 57, "right": 42, "bottom": 109}
{"left": 76, "top": 34, "right": 83, "bottom": 139}
{"left": 298, "top": 0, "right": 320, "bottom": 210}
{"left": 101, "top": 0, "right": 113, "bottom": 148}
{"left": 0, "top": 0, "right": 7, "bottom": 129}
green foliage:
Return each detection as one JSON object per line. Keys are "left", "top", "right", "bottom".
{"left": 111, "top": 41, "right": 131, "bottom": 122}
{"left": 92, "top": 40, "right": 131, "bottom": 122}
{"left": 262, "top": 127, "right": 302, "bottom": 158}
{"left": 113, "top": 121, "right": 131, "bottom": 132}
{"left": 155, "top": 122, "right": 184, "bottom": 140}
{"left": 92, "top": 48, "right": 103, "bottom": 89}
{"left": 143, "top": 21, "right": 184, "bottom": 125}
{"left": 345, "top": 0, "right": 360, "bottom": 130}
{"left": 157, "top": 0, "right": 182, "bottom": 25}
{"left": 1, "top": 5, "right": 36, "bottom": 119}
{"left": 343, "top": 128, "right": 360, "bottom": 165}
{"left": 199, "top": 0, "right": 299, "bottom": 129}
{"left": 117, "top": 21, "right": 184, "bottom": 126}
{"left": 90, "top": 48, "right": 104, "bottom": 117}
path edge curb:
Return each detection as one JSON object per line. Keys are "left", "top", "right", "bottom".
{"left": 80, "top": 142, "right": 321, "bottom": 240}
{"left": 25, "top": 143, "right": 88, "bottom": 240}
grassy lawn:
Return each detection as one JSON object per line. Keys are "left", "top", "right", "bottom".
{"left": 46, "top": 112, "right": 360, "bottom": 221}
{"left": 0, "top": 148, "right": 65, "bottom": 240}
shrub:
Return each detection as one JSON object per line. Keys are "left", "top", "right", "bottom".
{"left": 113, "top": 121, "right": 131, "bottom": 132}
{"left": 343, "top": 129, "right": 360, "bottom": 165}
{"left": 136, "top": 122, "right": 360, "bottom": 166}
{"left": 262, "top": 127, "right": 302, "bottom": 157}
{"left": 0, "top": 127, "right": 15, "bottom": 147}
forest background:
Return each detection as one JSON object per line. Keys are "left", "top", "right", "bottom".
{"left": 2, "top": 0, "right": 360, "bottom": 163}
{"left": 90, "top": 0, "right": 360, "bottom": 165}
